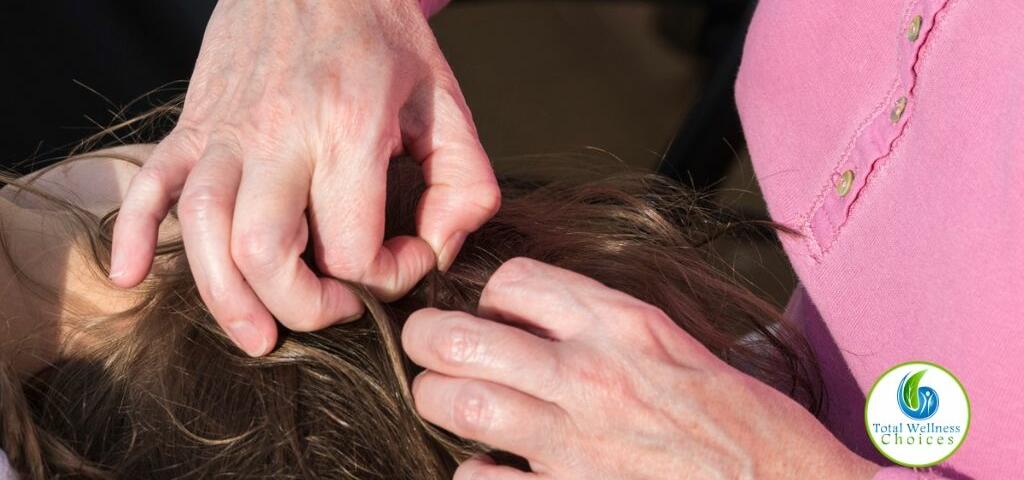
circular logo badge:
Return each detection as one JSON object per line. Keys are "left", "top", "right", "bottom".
{"left": 864, "top": 361, "right": 970, "bottom": 467}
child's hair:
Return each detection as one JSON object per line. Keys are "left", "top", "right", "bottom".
{"left": 0, "top": 112, "right": 821, "bottom": 479}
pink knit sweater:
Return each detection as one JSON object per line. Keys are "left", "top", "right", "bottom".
{"left": 737, "top": 0, "right": 1023, "bottom": 477}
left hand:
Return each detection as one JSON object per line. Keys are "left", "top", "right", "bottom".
{"left": 401, "top": 257, "right": 880, "bottom": 479}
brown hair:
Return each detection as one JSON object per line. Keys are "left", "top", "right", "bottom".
{"left": 0, "top": 130, "right": 820, "bottom": 478}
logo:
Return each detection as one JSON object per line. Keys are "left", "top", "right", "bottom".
{"left": 865, "top": 361, "right": 970, "bottom": 468}
{"left": 897, "top": 370, "right": 939, "bottom": 420}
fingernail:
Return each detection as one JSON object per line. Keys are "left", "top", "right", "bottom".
{"left": 227, "top": 320, "right": 268, "bottom": 357}
{"left": 438, "top": 231, "right": 468, "bottom": 272}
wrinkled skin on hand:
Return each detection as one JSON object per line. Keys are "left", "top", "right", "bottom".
{"left": 111, "top": 0, "right": 498, "bottom": 356}
{"left": 402, "top": 258, "right": 881, "bottom": 480}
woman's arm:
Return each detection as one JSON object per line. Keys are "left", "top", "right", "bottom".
{"left": 419, "top": 0, "right": 451, "bottom": 17}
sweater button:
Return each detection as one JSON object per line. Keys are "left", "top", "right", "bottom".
{"left": 891, "top": 96, "right": 908, "bottom": 123}
{"left": 908, "top": 15, "right": 923, "bottom": 41}
{"left": 835, "top": 170, "right": 855, "bottom": 197}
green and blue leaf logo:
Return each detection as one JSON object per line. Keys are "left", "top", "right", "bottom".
{"left": 865, "top": 361, "right": 970, "bottom": 468}
{"left": 897, "top": 369, "right": 939, "bottom": 420}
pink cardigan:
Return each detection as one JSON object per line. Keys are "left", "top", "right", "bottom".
{"left": 737, "top": 0, "right": 1023, "bottom": 478}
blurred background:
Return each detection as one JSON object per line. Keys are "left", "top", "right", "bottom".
{"left": 0, "top": 0, "right": 796, "bottom": 306}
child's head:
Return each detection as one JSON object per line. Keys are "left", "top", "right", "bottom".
{"left": 0, "top": 150, "right": 819, "bottom": 479}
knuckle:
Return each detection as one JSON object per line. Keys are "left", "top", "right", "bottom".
{"left": 469, "top": 180, "right": 501, "bottom": 218}
{"left": 432, "top": 319, "right": 482, "bottom": 367}
{"left": 317, "top": 248, "right": 375, "bottom": 280}
{"left": 643, "top": 300, "right": 671, "bottom": 319}
{"left": 154, "top": 126, "right": 206, "bottom": 163}
{"left": 167, "top": 125, "right": 205, "bottom": 151}
{"left": 232, "top": 229, "right": 286, "bottom": 275}
{"left": 451, "top": 382, "right": 495, "bottom": 436}
{"left": 204, "top": 128, "right": 245, "bottom": 156}
{"left": 488, "top": 256, "right": 540, "bottom": 290}
{"left": 202, "top": 281, "right": 233, "bottom": 310}
{"left": 130, "top": 165, "right": 167, "bottom": 193}
{"left": 177, "top": 185, "right": 228, "bottom": 220}
{"left": 634, "top": 302, "right": 673, "bottom": 329}
{"left": 613, "top": 299, "right": 672, "bottom": 339}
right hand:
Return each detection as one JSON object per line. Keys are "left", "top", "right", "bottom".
{"left": 109, "top": 0, "right": 498, "bottom": 356}
{"left": 402, "top": 258, "right": 879, "bottom": 480}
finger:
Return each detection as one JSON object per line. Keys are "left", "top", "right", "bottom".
{"left": 178, "top": 143, "right": 275, "bottom": 356}
{"left": 232, "top": 153, "right": 364, "bottom": 332}
{"left": 479, "top": 258, "right": 707, "bottom": 358}
{"left": 477, "top": 257, "right": 629, "bottom": 340}
{"left": 403, "top": 86, "right": 501, "bottom": 271}
{"left": 402, "top": 308, "right": 562, "bottom": 400}
{"left": 454, "top": 454, "right": 538, "bottom": 480}
{"left": 359, "top": 235, "right": 437, "bottom": 302}
{"left": 309, "top": 137, "right": 436, "bottom": 301}
{"left": 411, "top": 370, "right": 566, "bottom": 463}
{"left": 110, "top": 128, "right": 202, "bottom": 287}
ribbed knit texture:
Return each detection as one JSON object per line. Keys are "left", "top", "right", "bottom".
{"left": 739, "top": 0, "right": 1023, "bottom": 477}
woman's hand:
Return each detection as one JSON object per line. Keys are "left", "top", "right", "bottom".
{"left": 110, "top": 0, "right": 498, "bottom": 356}
{"left": 402, "top": 257, "right": 881, "bottom": 479}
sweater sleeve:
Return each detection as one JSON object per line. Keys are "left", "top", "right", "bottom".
{"left": 0, "top": 449, "right": 15, "bottom": 480}
{"left": 419, "top": 0, "right": 451, "bottom": 17}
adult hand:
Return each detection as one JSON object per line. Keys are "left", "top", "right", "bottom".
{"left": 402, "top": 257, "right": 881, "bottom": 479}
{"left": 109, "top": 0, "right": 499, "bottom": 356}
